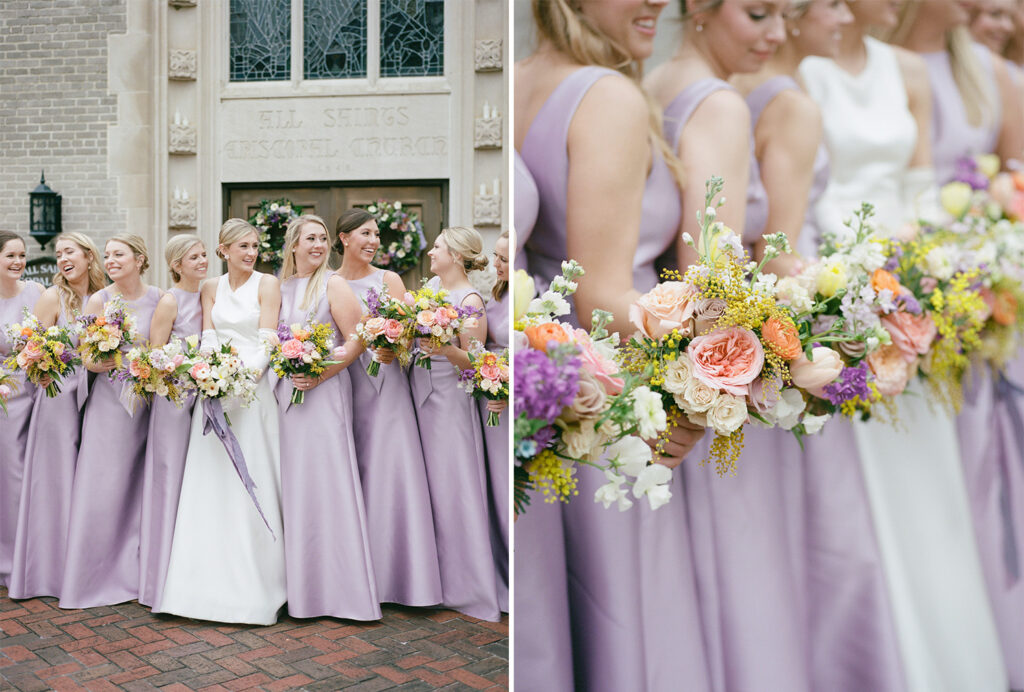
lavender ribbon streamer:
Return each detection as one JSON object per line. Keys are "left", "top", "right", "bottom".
{"left": 201, "top": 398, "right": 276, "bottom": 538}
{"left": 994, "top": 371, "right": 1024, "bottom": 585}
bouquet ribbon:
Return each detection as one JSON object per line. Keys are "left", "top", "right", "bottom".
{"left": 201, "top": 398, "right": 276, "bottom": 538}
{"left": 994, "top": 371, "right": 1024, "bottom": 585}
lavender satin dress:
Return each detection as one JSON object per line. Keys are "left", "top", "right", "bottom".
{"left": 138, "top": 288, "right": 201, "bottom": 608}
{"left": 665, "top": 78, "right": 811, "bottom": 692}
{"left": 276, "top": 276, "right": 380, "bottom": 620}
{"left": 514, "top": 150, "right": 538, "bottom": 271}
{"left": 0, "top": 281, "right": 44, "bottom": 588}
{"left": 927, "top": 47, "right": 1024, "bottom": 688}
{"left": 59, "top": 285, "right": 161, "bottom": 608}
{"left": 751, "top": 77, "right": 906, "bottom": 692}
{"left": 480, "top": 291, "right": 509, "bottom": 611}
{"left": 9, "top": 297, "right": 89, "bottom": 600}
{"left": 409, "top": 277, "right": 500, "bottom": 622}
{"left": 347, "top": 270, "right": 442, "bottom": 608}
{"left": 522, "top": 66, "right": 711, "bottom": 692}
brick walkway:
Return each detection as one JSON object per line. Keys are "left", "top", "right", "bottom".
{"left": 0, "top": 588, "right": 508, "bottom": 691}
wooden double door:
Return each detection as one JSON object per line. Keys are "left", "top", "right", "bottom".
{"left": 225, "top": 182, "right": 446, "bottom": 288}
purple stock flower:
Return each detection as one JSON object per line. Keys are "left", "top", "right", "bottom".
{"left": 365, "top": 287, "right": 381, "bottom": 315}
{"left": 953, "top": 156, "right": 989, "bottom": 190}
{"left": 895, "top": 292, "right": 922, "bottom": 315}
{"left": 276, "top": 324, "right": 292, "bottom": 343}
{"left": 514, "top": 348, "right": 581, "bottom": 424}
{"left": 823, "top": 362, "right": 873, "bottom": 406}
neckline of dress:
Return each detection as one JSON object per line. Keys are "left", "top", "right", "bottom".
{"left": 224, "top": 271, "right": 258, "bottom": 294}
{"left": 834, "top": 37, "right": 881, "bottom": 83}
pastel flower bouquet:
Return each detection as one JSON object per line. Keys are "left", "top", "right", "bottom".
{"left": 406, "top": 283, "right": 480, "bottom": 370}
{"left": 77, "top": 295, "right": 139, "bottom": 378}
{"left": 118, "top": 339, "right": 193, "bottom": 409}
{"left": 513, "top": 260, "right": 671, "bottom": 514}
{"left": 621, "top": 178, "right": 850, "bottom": 475}
{"left": 355, "top": 285, "right": 416, "bottom": 375}
{"left": 185, "top": 341, "right": 259, "bottom": 411}
{"left": 0, "top": 367, "right": 19, "bottom": 414}
{"left": 457, "top": 343, "right": 509, "bottom": 426}
{"left": 3, "top": 309, "right": 81, "bottom": 397}
{"left": 269, "top": 320, "right": 338, "bottom": 405}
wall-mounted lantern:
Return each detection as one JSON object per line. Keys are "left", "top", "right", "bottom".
{"left": 29, "top": 171, "right": 62, "bottom": 248}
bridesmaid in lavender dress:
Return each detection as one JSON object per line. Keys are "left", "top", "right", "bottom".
{"left": 335, "top": 208, "right": 442, "bottom": 609}
{"left": 275, "top": 215, "right": 380, "bottom": 620}
{"left": 0, "top": 230, "right": 44, "bottom": 589}
{"left": 9, "top": 234, "right": 105, "bottom": 600}
{"left": 481, "top": 230, "right": 510, "bottom": 611}
{"left": 518, "top": 2, "right": 707, "bottom": 690}
{"left": 410, "top": 226, "right": 500, "bottom": 622}
{"left": 735, "top": 4, "right": 907, "bottom": 691}
{"left": 513, "top": 152, "right": 537, "bottom": 270}
{"left": 60, "top": 234, "right": 162, "bottom": 608}
{"left": 896, "top": 4, "right": 1024, "bottom": 687}
{"left": 138, "top": 235, "right": 206, "bottom": 608}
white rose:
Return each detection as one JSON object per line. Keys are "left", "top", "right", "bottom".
{"left": 924, "top": 246, "right": 954, "bottom": 280}
{"left": 678, "top": 376, "right": 720, "bottom": 414}
{"left": 561, "top": 421, "right": 605, "bottom": 460}
{"left": 774, "top": 277, "right": 813, "bottom": 313}
{"left": 662, "top": 353, "right": 693, "bottom": 396}
{"left": 705, "top": 393, "right": 748, "bottom": 435}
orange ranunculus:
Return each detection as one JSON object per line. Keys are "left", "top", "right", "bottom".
{"left": 870, "top": 268, "right": 903, "bottom": 295}
{"left": 761, "top": 317, "right": 802, "bottom": 360}
{"left": 95, "top": 317, "right": 107, "bottom": 327}
{"left": 524, "top": 322, "right": 570, "bottom": 352}
{"left": 293, "top": 329, "right": 311, "bottom": 341}
{"left": 20, "top": 326, "right": 33, "bottom": 338}
{"left": 993, "top": 290, "right": 1019, "bottom": 326}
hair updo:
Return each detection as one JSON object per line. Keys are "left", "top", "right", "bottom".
{"left": 441, "top": 226, "right": 489, "bottom": 273}
{"left": 333, "top": 208, "right": 376, "bottom": 256}
{"left": 107, "top": 233, "right": 150, "bottom": 276}
{"left": 165, "top": 234, "right": 203, "bottom": 283}
{"left": 217, "top": 218, "right": 259, "bottom": 260}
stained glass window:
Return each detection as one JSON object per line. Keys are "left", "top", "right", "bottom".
{"left": 229, "top": 0, "right": 291, "bottom": 82}
{"left": 304, "top": 0, "right": 367, "bottom": 79}
{"left": 380, "top": 0, "right": 444, "bottom": 77}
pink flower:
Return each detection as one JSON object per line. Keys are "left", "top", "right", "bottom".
{"left": 629, "top": 281, "right": 698, "bottom": 340}
{"left": 918, "top": 277, "right": 939, "bottom": 294}
{"left": 867, "top": 344, "right": 913, "bottom": 397}
{"left": 171, "top": 354, "right": 185, "bottom": 367}
{"left": 435, "top": 309, "right": 452, "bottom": 327}
{"left": 22, "top": 340, "right": 44, "bottom": 362}
{"left": 882, "top": 311, "right": 937, "bottom": 363}
{"left": 566, "top": 326, "right": 624, "bottom": 394}
{"left": 281, "top": 339, "right": 305, "bottom": 360}
{"left": 0, "top": 384, "right": 9, "bottom": 399}
{"left": 417, "top": 310, "right": 436, "bottom": 327}
{"left": 748, "top": 373, "right": 782, "bottom": 414}
{"left": 129, "top": 359, "right": 151, "bottom": 380}
{"left": 480, "top": 363, "right": 501, "bottom": 381}
{"left": 383, "top": 319, "right": 404, "bottom": 342}
{"left": 789, "top": 347, "right": 843, "bottom": 397}
{"left": 403, "top": 292, "right": 416, "bottom": 306}
{"left": 686, "top": 327, "right": 765, "bottom": 396}
{"left": 363, "top": 317, "right": 386, "bottom": 338}
{"left": 189, "top": 362, "right": 211, "bottom": 380}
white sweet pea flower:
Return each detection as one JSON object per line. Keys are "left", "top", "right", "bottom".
{"left": 604, "top": 435, "right": 654, "bottom": 478}
{"left": 632, "top": 463, "right": 673, "bottom": 510}
{"left": 594, "top": 470, "right": 633, "bottom": 511}
{"left": 631, "top": 386, "right": 667, "bottom": 439}
{"left": 766, "top": 388, "right": 807, "bottom": 430}
{"left": 801, "top": 413, "right": 830, "bottom": 435}
{"left": 528, "top": 290, "right": 571, "bottom": 318}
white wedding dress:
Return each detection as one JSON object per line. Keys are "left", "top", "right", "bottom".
{"left": 155, "top": 272, "right": 286, "bottom": 625}
{"left": 802, "top": 39, "right": 1007, "bottom": 692}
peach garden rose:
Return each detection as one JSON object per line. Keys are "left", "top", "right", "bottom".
{"left": 686, "top": 327, "right": 765, "bottom": 396}
{"left": 629, "top": 281, "right": 698, "bottom": 340}
{"left": 867, "top": 344, "right": 913, "bottom": 397}
{"left": 881, "top": 311, "right": 937, "bottom": 363}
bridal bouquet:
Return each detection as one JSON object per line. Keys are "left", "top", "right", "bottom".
{"left": 457, "top": 343, "right": 508, "bottom": 426}
{"left": 355, "top": 285, "right": 416, "bottom": 375}
{"left": 269, "top": 320, "right": 338, "bottom": 405}
{"left": 514, "top": 261, "right": 671, "bottom": 514}
{"left": 185, "top": 341, "right": 259, "bottom": 410}
{"left": 77, "top": 295, "right": 139, "bottom": 376}
{"left": 3, "top": 310, "right": 81, "bottom": 397}
{"left": 406, "top": 283, "right": 480, "bottom": 370}
{"left": 0, "top": 367, "right": 18, "bottom": 414}
{"left": 118, "top": 339, "right": 193, "bottom": 408}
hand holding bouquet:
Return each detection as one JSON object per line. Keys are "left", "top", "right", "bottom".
{"left": 185, "top": 341, "right": 259, "bottom": 414}
{"left": 77, "top": 295, "right": 139, "bottom": 376}
{"left": 458, "top": 343, "right": 509, "bottom": 425}
{"left": 3, "top": 309, "right": 81, "bottom": 397}
{"left": 119, "top": 339, "right": 193, "bottom": 408}
{"left": 355, "top": 285, "right": 415, "bottom": 375}
{"left": 269, "top": 320, "right": 338, "bottom": 405}
{"left": 406, "top": 284, "right": 480, "bottom": 370}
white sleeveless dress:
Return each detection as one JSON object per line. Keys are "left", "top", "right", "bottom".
{"left": 802, "top": 40, "right": 1007, "bottom": 692}
{"left": 155, "top": 272, "right": 286, "bottom": 624}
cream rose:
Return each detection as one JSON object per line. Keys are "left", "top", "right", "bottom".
{"left": 706, "top": 393, "right": 748, "bottom": 435}
{"left": 662, "top": 353, "right": 693, "bottom": 396}
{"left": 677, "top": 376, "right": 720, "bottom": 414}
{"left": 562, "top": 370, "right": 608, "bottom": 422}
{"left": 867, "top": 344, "right": 913, "bottom": 397}
{"left": 629, "top": 281, "right": 698, "bottom": 340}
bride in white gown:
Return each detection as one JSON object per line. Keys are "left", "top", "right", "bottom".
{"left": 155, "top": 219, "right": 286, "bottom": 625}
{"left": 801, "top": 5, "right": 1007, "bottom": 691}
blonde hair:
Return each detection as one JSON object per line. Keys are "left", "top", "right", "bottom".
{"left": 107, "top": 233, "right": 150, "bottom": 276}
{"left": 533, "top": 0, "right": 684, "bottom": 186}
{"left": 280, "top": 214, "right": 333, "bottom": 311}
{"left": 441, "top": 226, "right": 489, "bottom": 274}
{"left": 492, "top": 230, "right": 509, "bottom": 302}
{"left": 53, "top": 233, "right": 105, "bottom": 318}
{"left": 217, "top": 218, "right": 259, "bottom": 260}
{"left": 165, "top": 234, "right": 203, "bottom": 284}
{"left": 889, "top": 5, "right": 995, "bottom": 127}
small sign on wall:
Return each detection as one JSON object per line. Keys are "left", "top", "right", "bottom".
{"left": 25, "top": 256, "right": 58, "bottom": 287}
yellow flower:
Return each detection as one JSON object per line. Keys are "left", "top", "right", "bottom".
{"left": 940, "top": 182, "right": 972, "bottom": 219}
{"left": 816, "top": 262, "right": 847, "bottom": 298}
{"left": 513, "top": 269, "right": 536, "bottom": 321}
{"left": 975, "top": 154, "right": 1000, "bottom": 180}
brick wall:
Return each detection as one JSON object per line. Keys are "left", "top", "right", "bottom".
{"left": 0, "top": 0, "right": 127, "bottom": 258}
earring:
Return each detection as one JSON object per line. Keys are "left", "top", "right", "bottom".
{"left": 695, "top": 22, "right": 704, "bottom": 32}
{"left": 791, "top": 27, "right": 800, "bottom": 37}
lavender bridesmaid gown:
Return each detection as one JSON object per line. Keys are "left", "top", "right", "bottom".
{"left": 926, "top": 47, "right": 1024, "bottom": 688}
{"left": 9, "top": 298, "right": 89, "bottom": 600}
{"left": 512, "top": 152, "right": 578, "bottom": 692}
{"left": 138, "top": 288, "right": 201, "bottom": 608}
{"left": 750, "top": 76, "right": 906, "bottom": 692}
{"left": 666, "top": 78, "right": 810, "bottom": 692}
{"left": 523, "top": 66, "right": 711, "bottom": 692}
{"left": 347, "top": 270, "right": 442, "bottom": 608}
{"left": 409, "top": 276, "right": 500, "bottom": 621}
{"left": 0, "top": 281, "right": 44, "bottom": 588}
{"left": 60, "top": 285, "right": 161, "bottom": 608}
{"left": 479, "top": 291, "right": 509, "bottom": 612}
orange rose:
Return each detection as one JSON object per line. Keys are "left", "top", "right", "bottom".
{"left": 761, "top": 317, "right": 802, "bottom": 360}
{"left": 870, "top": 269, "right": 903, "bottom": 295}
{"left": 993, "top": 290, "right": 1018, "bottom": 326}
{"left": 524, "top": 322, "right": 570, "bottom": 352}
